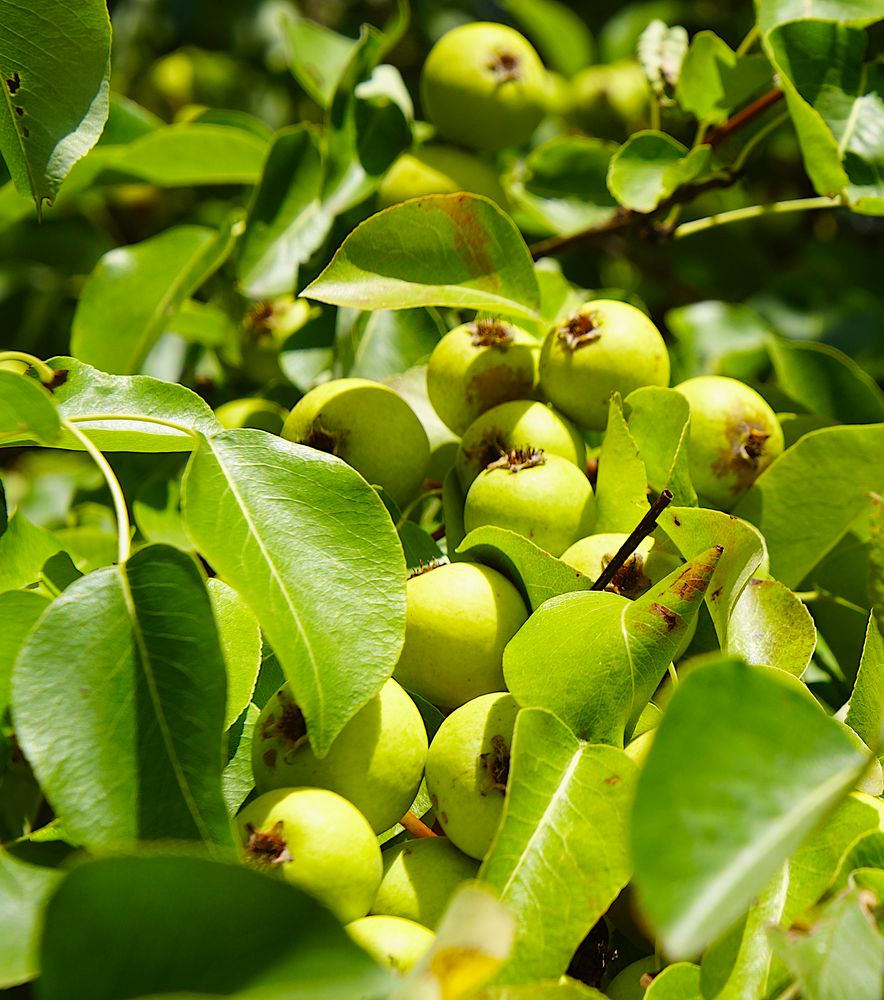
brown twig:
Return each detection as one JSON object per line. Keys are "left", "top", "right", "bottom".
{"left": 706, "top": 88, "right": 784, "bottom": 148}
{"left": 591, "top": 490, "right": 674, "bottom": 592}
{"left": 400, "top": 811, "right": 438, "bottom": 838}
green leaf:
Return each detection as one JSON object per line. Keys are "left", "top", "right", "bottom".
{"left": 443, "top": 466, "right": 467, "bottom": 555}
{"left": 302, "top": 194, "right": 542, "bottom": 324}
{"left": 337, "top": 308, "right": 443, "bottom": 382}
{"left": 768, "top": 887, "right": 884, "bottom": 1000}
{"left": 638, "top": 20, "right": 689, "bottom": 100}
{"left": 133, "top": 472, "right": 193, "bottom": 550}
{"left": 501, "top": 0, "right": 594, "bottom": 76}
{"left": 0, "top": 0, "right": 110, "bottom": 208}
{"left": 644, "top": 964, "right": 702, "bottom": 998}
{"left": 0, "top": 844, "right": 66, "bottom": 988}
{"left": 207, "top": 579, "right": 262, "bottom": 730}
{"left": 0, "top": 370, "right": 59, "bottom": 444}
{"left": 607, "top": 131, "right": 712, "bottom": 213}
{"left": 733, "top": 423, "right": 884, "bottom": 588}
{"left": 181, "top": 429, "right": 406, "bottom": 756}
{"left": 223, "top": 703, "right": 259, "bottom": 815}
{"left": 846, "top": 613, "right": 884, "bottom": 751}
{"left": 237, "top": 125, "right": 330, "bottom": 299}
{"left": 624, "top": 386, "right": 697, "bottom": 506}
{"left": 631, "top": 658, "right": 870, "bottom": 958}
{"left": 594, "top": 393, "right": 649, "bottom": 534}
{"left": 39, "top": 551, "right": 83, "bottom": 597}
{"left": 480, "top": 981, "right": 606, "bottom": 1000}
{"left": 481, "top": 709, "right": 636, "bottom": 983}
{"left": 0, "top": 510, "right": 66, "bottom": 591}
{"left": 726, "top": 577, "right": 817, "bottom": 676}
{"left": 286, "top": 17, "right": 358, "bottom": 108}
{"left": 756, "top": 0, "right": 884, "bottom": 36}
{"left": 677, "top": 33, "right": 771, "bottom": 125}
{"left": 71, "top": 225, "right": 235, "bottom": 375}
{"left": 11, "top": 545, "right": 233, "bottom": 849}
{"left": 0, "top": 590, "right": 49, "bottom": 719}
{"left": 504, "top": 548, "right": 721, "bottom": 744}
{"left": 37, "top": 855, "right": 391, "bottom": 1000}
{"left": 767, "top": 336, "right": 884, "bottom": 424}
{"left": 45, "top": 357, "right": 220, "bottom": 453}
{"left": 457, "top": 525, "right": 594, "bottom": 613}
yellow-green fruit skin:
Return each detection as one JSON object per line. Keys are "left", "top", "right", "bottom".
{"left": 394, "top": 562, "right": 528, "bottom": 710}
{"left": 606, "top": 955, "right": 660, "bottom": 1000}
{"left": 565, "top": 60, "right": 650, "bottom": 138}
{"left": 371, "top": 837, "right": 480, "bottom": 928}
{"left": 251, "top": 679, "right": 428, "bottom": 834}
{"left": 346, "top": 916, "right": 435, "bottom": 973}
{"left": 377, "top": 146, "right": 508, "bottom": 209}
{"left": 420, "top": 23, "right": 548, "bottom": 151}
{"left": 539, "top": 300, "right": 670, "bottom": 431}
{"left": 426, "top": 320, "right": 540, "bottom": 436}
{"left": 561, "top": 533, "right": 679, "bottom": 594}
{"left": 674, "top": 376, "right": 784, "bottom": 508}
{"left": 282, "top": 378, "right": 430, "bottom": 507}
{"left": 425, "top": 693, "right": 519, "bottom": 860}
{"left": 237, "top": 788, "right": 382, "bottom": 923}
{"left": 215, "top": 398, "right": 288, "bottom": 434}
{"left": 456, "top": 400, "right": 586, "bottom": 490}
{"left": 464, "top": 454, "right": 596, "bottom": 557}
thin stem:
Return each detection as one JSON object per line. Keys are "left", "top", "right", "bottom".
{"left": 649, "top": 97, "right": 661, "bottom": 132}
{"left": 673, "top": 196, "right": 840, "bottom": 240}
{"left": 707, "top": 88, "right": 784, "bottom": 148}
{"left": 0, "top": 351, "right": 56, "bottom": 382}
{"left": 735, "top": 24, "right": 760, "bottom": 57}
{"left": 772, "top": 983, "right": 800, "bottom": 1000}
{"left": 65, "top": 412, "right": 198, "bottom": 436}
{"left": 729, "top": 111, "right": 789, "bottom": 174}
{"left": 668, "top": 663, "right": 679, "bottom": 687}
{"left": 396, "top": 488, "right": 443, "bottom": 529}
{"left": 400, "top": 811, "right": 437, "bottom": 838}
{"left": 591, "top": 490, "right": 674, "bottom": 592}
{"left": 62, "top": 419, "right": 131, "bottom": 564}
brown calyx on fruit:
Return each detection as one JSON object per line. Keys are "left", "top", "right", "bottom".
{"left": 408, "top": 557, "right": 448, "bottom": 579}
{"left": 603, "top": 553, "right": 651, "bottom": 599}
{"left": 244, "top": 820, "right": 292, "bottom": 867}
{"left": 488, "top": 50, "right": 522, "bottom": 83}
{"left": 244, "top": 300, "right": 275, "bottom": 339}
{"left": 260, "top": 689, "right": 308, "bottom": 750}
{"left": 303, "top": 422, "right": 341, "bottom": 456}
{"left": 556, "top": 310, "right": 602, "bottom": 351}
{"left": 480, "top": 734, "right": 511, "bottom": 794}
{"left": 737, "top": 426, "right": 770, "bottom": 467}
{"left": 486, "top": 446, "right": 545, "bottom": 473}
{"left": 470, "top": 318, "right": 514, "bottom": 349}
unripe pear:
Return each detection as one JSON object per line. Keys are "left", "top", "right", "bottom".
{"left": 456, "top": 399, "right": 586, "bottom": 490}
{"left": 393, "top": 561, "right": 528, "bottom": 710}
{"left": 425, "top": 692, "right": 520, "bottom": 860}
{"left": 539, "top": 300, "right": 670, "bottom": 431}
{"left": 565, "top": 60, "right": 650, "bottom": 138}
{"left": 420, "top": 22, "right": 548, "bottom": 152}
{"left": 606, "top": 955, "right": 660, "bottom": 999}
{"left": 377, "top": 146, "right": 508, "bottom": 209}
{"left": 215, "top": 398, "right": 288, "bottom": 434}
{"left": 464, "top": 449, "right": 596, "bottom": 556}
{"left": 282, "top": 377, "right": 430, "bottom": 507}
{"left": 427, "top": 319, "right": 540, "bottom": 436}
{"left": 674, "top": 376, "right": 784, "bottom": 508}
{"left": 561, "top": 532, "right": 680, "bottom": 598}
{"left": 251, "top": 679, "right": 428, "bottom": 834}
{"left": 346, "top": 915, "right": 435, "bottom": 973}
{"left": 371, "top": 836, "right": 480, "bottom": 928}
{"left": 237, "top": 788, "right": 382, "bottom": 922}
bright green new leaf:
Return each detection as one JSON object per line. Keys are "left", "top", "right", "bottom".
{"left": 0, "top": 511, "right": 67, "bottom": 592}
{"left": 734, "top": 423, "right": 884, "bottom": 588}
{"left": 286, "top": 17, "right": 357, "bottom": 107}
{"left": 504, "top": 547, "right": 721, "bottom": 744}
{"left": 302, "top": 195, "right": 542, "bottom": 324}
{"left": 11, "top": 545, "right": 233, "bottom": 849}
{"left": 0, "top": 590, "right": 49, "bottom": 720}
{"left": 677, "top": 33, "right": 771, "bottom": 124}
{"left": 607, "top": 131, "right": 712, "bottom": 213}
{"left": 0, "top": 0, "right": 110, "bottom": 208}
{"left": 181, "top": 429, "right": 406, "bottom": 756}
{"left": 457, "top": 525, "right": 594, "bottom": 613}
{"left": 481, "top": 709, "right": 636, "bottom": 983}
{"left": 846, "top": 613, "right": 884, "bottom": 751}
{"left": 502, "top": 0, "right": 595, "bottom": 76}
{"left": 756, "top": 0, "right": 884, "bottom": 36}
{"left": 644, "top": 963, "right": 702, "bottom": 998}
{"left": 631, "top": 658, "right": 870, "bottom": 958}
{"left": 624, "top": 386, "right": 696, "bottom": 506}
{"left": 207, "top": 579, "right": 263, "bottom": 730}
{"left": 0, "top": 370, "right": 59, "bottom": 445}
{"left": 727, "top": 577, "right": 817, "bottom": 676}
{"left": 223, "top": 703, "right": 259, "bottom": 815}
{"left": 37, "top": 855, "right": 391, "bottom": 1000}
{"left": 594, "top": 393, "right": 649, "bottom": 533}
{"left": 71, "top": 224, "right": 235, "bottom": 375}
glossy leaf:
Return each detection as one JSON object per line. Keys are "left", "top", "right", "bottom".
{"left": 594, "top": 393, "right": 649, "bottom": 534}
{"left": 207, "top": 578, "right": 262, "bottom": 730}
{"left": 457, "top": 525, "right": 593, "bottom": 612}
{"left": 38, "top": 855, "right": 391, "bottom": 1000}
{"left": 846, "top": 613, "right": 884, "bottom": 751}
{"left": 222, "top": 703, "right": 259, "bottom": 815}
{"left": 502, "top": 0, "right": 594, "bottom": 76}
{"left": 734, "top": 423, "right": 884, "bottom": 588}
{"left": 631, "top": 658, "right": 870, "bottom": 958}
{"left": 71, "top": 225, "right": 234, "bottom": 375}
{"left": 0, "top": 590, "right": 49, "bottom": 719}
{"left": 504, "top": 547, "right": 721, "bottom": 743}
{"left": 481, "top": 709, "right": 636, "bottom": 983}
{"left": 607, "top": 132, "right": 712, "bottom": 213}
{"left": 181, "top": 429, "right": 406, "bottom": 756}
{"left": 624, "top": 386, "right": 696, "bottom": 506}
{"left": 756, "top": 0, "right": 884, "bottom": 37}
{"left": 12, "top": 545, "right": 232, "bottom": 849}
{"left": 302, "top": 195, "right": 542, "bottom": 324}
{"left": 237, "top": 125, "right": 330, "bottom": 298}
{"left": 337, "top": 308, "right": 443, "bottom": 383}
{"left": 0, "top": 371, "right": 59, "bottom": 445}
{"left": 726, "top": 577, "right": 816, "bottom": 676}
{"left": 0, "top": 511, "right": 66, "bottom": 591}
{"left": 286, "top": 16, "right": 357, "bottom": 107}
{"left": 0, "top": 0, "right": 110, "bottom": 207}
{"left": 677, "top": 33, "right": 771, "bottom": 124}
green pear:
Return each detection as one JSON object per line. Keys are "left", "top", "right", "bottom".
{"left": 347, "top": 915, "right": 435, "bottom": 973}
{"left": 427, "top": 319, "right": 540, "bottom": 436}
{"left": 565, "top": 60, "right": 650, "bottom": 138}
{"left": 215, "top": 398, "right": 288, "bottom": 434}
{"left": 561, "top": 532, "right": 681, "bottom": 598}
{"left": 282, "top": 377, "right": 430, "bottom": 507}
{"left": 420, "top": 22, "right": 548, "bottom": 151}
{"left": 424, "top": 692, "right": 520, "bottom": 860}
{"left": 377, "top": 146, "right": 508, "bottom": 210}
{"left": 371, "top": 836, "right": 480, "bottom": 928}
{"left": 251, "top": 679, "right": 428, "bottom": 834}
{"left": 237, "top": 788, "right": 382, "bottom": 922}
{"left": 606, "top": 955, "right": 660, "bottom": 999}
{"left": 393, "top": 561, "right": 528, "bottom": 710}
{"left": 674, "top": 376, "right": 784, "bottom": 508}
{"left": 539, "top": 300, "right": 670, "bottom": 431}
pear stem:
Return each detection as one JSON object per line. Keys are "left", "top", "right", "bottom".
{"left": 591, "top": 490, "right": 673, "bottom": 593}
{"left": 400, "top": 811, "right": 438, "bottom": 839}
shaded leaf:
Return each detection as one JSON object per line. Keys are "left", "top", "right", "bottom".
{"left": 846, "top": 613, "right": 884, "bottom": 751}
{"left": 607, "top": 131, "right": 712, "bottom": 213}
{"left": 0, "top": 511, "right": 67, "bottom": 591}
{"left": 286, "top": 17, "right": 357, "bottom": 107}
{"left": 337, "top": 308, "right": 443, "bottom": 382}
{"left": 0, "top": 371, "right": 59, "bottom": 445}
{"left": 726, "top": 577, "right": 817, "bottom": 676}
{"left": 644, "top": 963, "right": 702, "bottom": 998}
{"left": 222, "top": 703, "right": 259, "bottom": 815}
{"left": 677, "top": 33, "right": 771, "bottom": 124}
{"left": 0, "top": 590, "right": 49, "bottom": 719}
{"left": 207, "top": 579, "right": 262, "bottom": 730}
{"left": 502, "top": 0, "right": 594, "bottom": 76}
{"left": 595, "top": 393, "right": 649, "bottom": 534}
